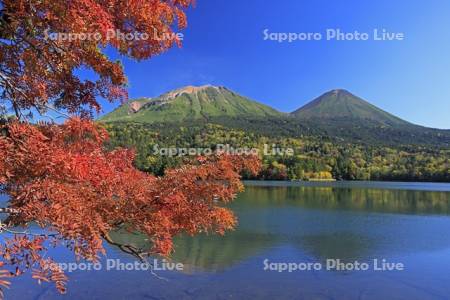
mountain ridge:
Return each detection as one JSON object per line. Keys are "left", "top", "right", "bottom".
{"left": 291, "top": 89, "right": 411, "bottom": 127}
{"left": 99, "top": 85, "right": 450, "bottom": 146}
{"left": 100, "top": 85, "right": 284, "bottom": 123}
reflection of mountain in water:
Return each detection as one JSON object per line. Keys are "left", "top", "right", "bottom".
{"left": 172, "top": 231, "right": 278, "bottom": 273}
{"left": 300, "top": 233, "right": 373, "bottom": 264}
{"left": 109, "top": 184, "right": 450, "bottom": 272}
{"left": 108, "top": 227, "right": 279, "bottom": 273}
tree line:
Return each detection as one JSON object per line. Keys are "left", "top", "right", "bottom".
{"left": 104, "top": 122, "right": 450, "bottom": 182}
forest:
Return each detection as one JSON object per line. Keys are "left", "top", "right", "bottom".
{"left": 104, "top": 122, "right": 450, "bottom": 182}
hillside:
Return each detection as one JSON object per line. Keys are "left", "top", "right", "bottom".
{"left": 292, "top": 89, "right": 409, "bottom": 126}
{"left": 291, "top": 89, "right": 450, "bottom": 145}
{"left": 100, "top": 85, "right": 284, "bottom": 123}
{"left": 100, "top": 85, "right": 450, "bottom": 147}
{"left": 101, "top": 86, "right": 449, "bottom": 181}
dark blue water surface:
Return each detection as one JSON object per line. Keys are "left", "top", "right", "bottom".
{"left": 2, "top": 181, "right": 450, "bottom": 300}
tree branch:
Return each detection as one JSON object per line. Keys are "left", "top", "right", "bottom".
{"left": 101, "top": 233, "right": 168, "bottom": 281}
{"left": 0, "top": 207, "right": 19, "bottom": 214}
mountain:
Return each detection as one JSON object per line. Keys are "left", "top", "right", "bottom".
{"left": 291, "top": 89, "right": 409, "bottom": 127}
{"left": 100, "top": 85, "right": 284, "bottom": 123}
{"left": 100, "top": 85, "right": 450, "bottom": 146}
{"left": 290, "top": 89, "right": 450, "bottom": 145}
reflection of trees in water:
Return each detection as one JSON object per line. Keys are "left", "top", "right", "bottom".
{"left": 242, "top": 186, "right": 450, "bottom": 215}
{"left": 108, "top": 186, "right": 450, "bottom": 272}
{"left": 299, "top": 233, "right": 373, "bottom": 264}
{"left": 172, "top": 231, "right": 278, "bottom": 272}
{"left": 108, "top": 229, "right": 153, "bottom": 253}
{"left": 108, "top": 228, "right": 279, "bottom": 272}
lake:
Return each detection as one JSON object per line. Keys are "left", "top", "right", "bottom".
{"left": 4, "top": 181, "right": 450, "bottom": 300}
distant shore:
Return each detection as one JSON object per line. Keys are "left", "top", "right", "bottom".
{"left": 243, "top": 180, "right": 450, "bottom": 192}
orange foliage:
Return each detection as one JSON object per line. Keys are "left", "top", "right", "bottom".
{"left": 0, "top": 0, "right": 262, "bottom": 297}
{"left": 0, "top": 0, "right": 194, "bottom": 116}
{"left": 0, "top": 119, "right": 260, "bottom": 294}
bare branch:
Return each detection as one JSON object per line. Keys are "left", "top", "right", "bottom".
{"left": 102, "top": 233, "right": 168, "bottom": 281}
{"left": 0, "top": 207, "right": 19, "bottom": 214}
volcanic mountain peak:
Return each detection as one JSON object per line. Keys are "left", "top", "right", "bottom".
{"left": 100, "top": 85, "right": 282, "bottom": 123}
{"left": 99, "top": 85, "right": 450, "bottom": 146}
{"left": 161, "top": 85, "right": 218, "bottom": 101}
{"left": 291, "top": 89, "right": 410, "bottom": 126}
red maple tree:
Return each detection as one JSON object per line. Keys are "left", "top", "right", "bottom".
{"left": 0, "top": 1, "right": 260, "bottom": 297}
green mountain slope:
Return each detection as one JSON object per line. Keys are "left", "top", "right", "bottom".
{"left": 290, "top": 89, "right": 450, "bottom": 145}
{"left": 291, "top": 89, "right": 410, "bottom": 126}
{"left": 100, "top": 85, "right": 284, "bottom": 123}
{"left": 99, "top": 85, "right": 450, "bottom": 146}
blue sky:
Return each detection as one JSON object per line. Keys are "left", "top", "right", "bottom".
{"left": 99, "top": 0, "right": 450, "bottom": 129}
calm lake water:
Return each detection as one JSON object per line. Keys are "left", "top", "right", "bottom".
{"left": 3, "top": 181, "right": 450, "bottom": 300}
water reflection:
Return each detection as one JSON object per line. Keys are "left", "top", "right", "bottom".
{"left": 243, "top": 185, "right": 450, "bottom": 215}
{"left": 4, "top": 182, "right": 450, "bottom": 299}
{"left": 109, "top": 183, "right": 450, "bottom": 272}
{"left": 172, "top": 231, "right": 277, "bottom": 272}
{"left": 300, "top": 233, "right": 373, "bottom": 263}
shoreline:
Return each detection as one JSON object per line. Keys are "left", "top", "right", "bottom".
{"left": 243, "top": 180, "right": 450, "bottom": 192}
